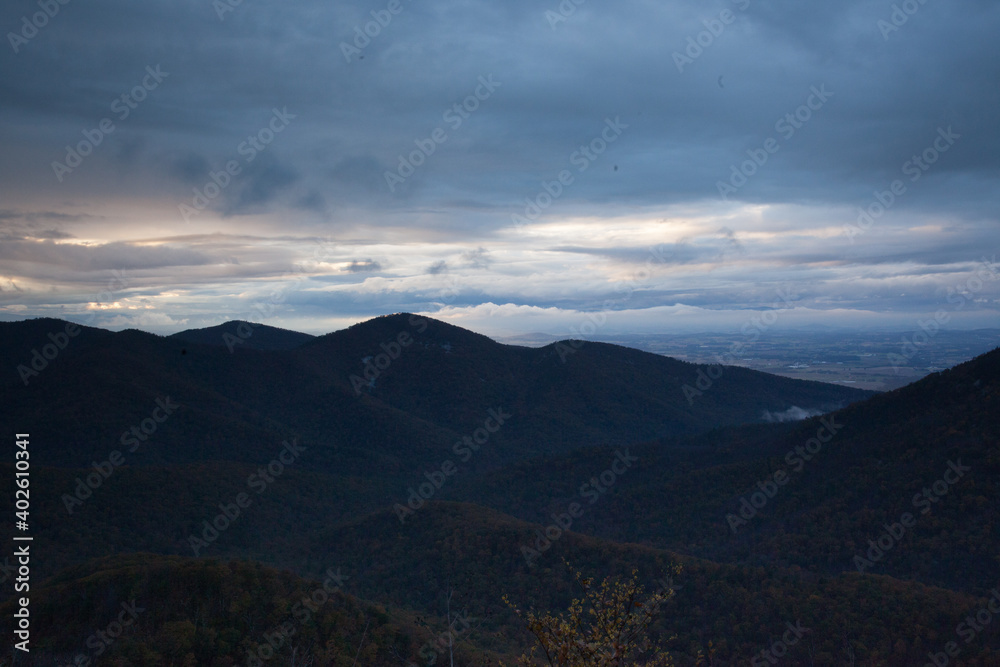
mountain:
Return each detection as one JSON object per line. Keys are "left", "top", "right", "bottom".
{"left": 6, "top": 504, "right": 1000, "bottom": 665}
{"left": 170, "top": 320, "right": 316, "bottom": 351}
{"left": 274, "top": 501, "right": 1000, "bottom": 664}
{"left": 294, "top": 314, "right": 873, "bottom": 460}
{"left": 0, "top": 553, "right": 505, "bottom": 666}
{"left": 0, "top": 317, "right": 113, "bottom": 390}
{"left": 7, "top": 315, "right": 994, "bottom": 666}
{"left": 446, "top": 345, "right": 1000, "bottom": 594}
{"left": 0, "top": 314, "right": 871, "bottom": 473}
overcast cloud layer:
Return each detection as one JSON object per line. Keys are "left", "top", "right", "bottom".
{"left": 0, "top": 0, "right": 997, "bottom": 336}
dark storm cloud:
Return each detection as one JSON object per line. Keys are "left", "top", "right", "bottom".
{"left": 168, "top": 153, "right": 213, "bottom": 185}
{"left": 3, "top": 0, "right": 996, "bottom": 216}
{"left": 295, "top": 190, "right": 327, "bottom": 213}
{"left": 0, "top": 0, "right": 997, "bottom": 332}
{"left": 427, "top": 260, "right": 448, "bottom": 275}
{"left": 462, "top": 247, "right": 492, "bottom": 269}
{"left": 221, "top": 154, "right": 301, "bottom": 215}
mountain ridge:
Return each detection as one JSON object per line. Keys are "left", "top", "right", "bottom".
{"left": 0, "top": 314, "right": 872, "bottom": 472}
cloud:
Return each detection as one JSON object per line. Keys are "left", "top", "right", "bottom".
{"left": 104, "top": 312, "right": 189, "bottom": 328}
{"left": 222, "top": 155, "right": 301, "bottom": 216}
{"left": 168, "top": 153, "right": 212, "bottom": 185}
{"left": 762, "top": 406, "right": 826, "bottom": 423}
{"left": 33, "top": 229, "right": 75, "bottom": 240}
{"left": 0, "top": 239, "right": 211, "bottom": 272}
{"left": 462, "top": 247, "right": 492, "bottom": 269}
{"left": 344, "top": 259, "right": 382, "bottom": 273}
{"left": 0, "top": 0, "right": 996, "bottom": 334}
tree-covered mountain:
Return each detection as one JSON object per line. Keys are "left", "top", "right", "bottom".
{"left": 2, "top": 316, "right": 996, "bottom": 666}
{"left": 0, "top": 314, "right": 870, "bottom": 472}
{"left": 306, "top": 501, "right": 1000, "bottom": 665}
{"left": 0, "top": 553, "right": 507, "bottom": 666}
{"left": 171, "top": 320, "right": 316, "bottom": 351}
{"left": 7, "top": 504, "right": 1000, "bottom": 666}
{"left": 445, "top": 345, "right": 1000, "bottom": 595}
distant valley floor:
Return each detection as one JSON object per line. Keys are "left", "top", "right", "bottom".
{"left": 499, "top": 329, "right": 1000, "bottom": 391}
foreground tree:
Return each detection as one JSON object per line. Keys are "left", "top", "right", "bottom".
{"left": 502, "top": 564, "right": 678, "bottom": 666}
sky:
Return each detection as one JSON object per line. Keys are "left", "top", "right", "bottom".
{"left": 0, "top": 0, "right": 998, "bottom": 338}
